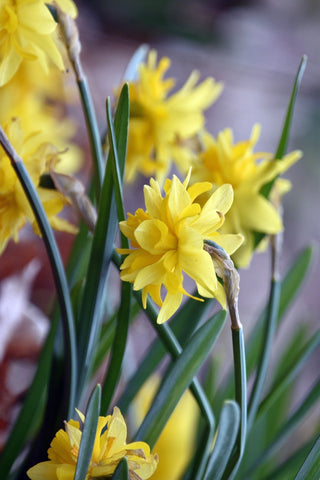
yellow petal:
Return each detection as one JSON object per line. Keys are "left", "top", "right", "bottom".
{"left": 27, "top": 461, "right": 58, "bottom": 480}
{"left": 157, "top": 291, "right": 183, "bottom": 324}
{"left": 237, "top": 192, "right": 282, "bottom": 233}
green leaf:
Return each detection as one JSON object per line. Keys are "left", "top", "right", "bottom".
{"left": 117, "top": 295, "right": 213, "bottom": 413}
{"left": 294, "top": 434, "right": 320, "bottom": 480}
{"left": 106, "top": 94, "right": 127, "bottom": 226}
{"left": 0, "top": 318, "right": 57, "bottom": 478}
{"left": 222, "top": 328, "right": 247, "bottom": 480}
{"left": 134, "top": 310, "right": 226, "bottom": 448}
{"left": 274, "top": 55, "right": 307, "bottom": 160}
{"left": 254, "top": 55, "right": 307, "bottom": 246}
{"left": 260, "top": 434, "right": 319, "bottom": 480}
{"left": 99, "top": 89, "right": 130, "bottom": 413}
{"left": 245, "top": 376, "right": 320, "bottom": 477}
{"left": 89, "top": 316, "right": 117, "bottom": 377}
{"left": 101, "top": 281, "right": 132, "bottom": 413}
{"left": 112, "top": 458, "right": 129, "bottom": 480}
{"left": 247, "top": 279, "right": 281, "bottom": 429}
{"left": 204, "top": 401, "right": 240, "bottom": 480}
{"left": 74, "top": 385, "right": 101, "bottom": 480}
{"left": 0, "top": 129, "right": 77, "bottom": 418}
{"left": 258, "top": 329, "right": 320, "bottom": 418}
{"left": 76, "top": 84, "right": 129, "bottom": 396}
{"left": 214, "top": 246, "right": 313, "bottom": 415}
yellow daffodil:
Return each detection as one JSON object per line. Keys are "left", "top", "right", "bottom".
{"left": 27, "top": 407, "right": 158, "bottom": 480}
{"left": 135, "top": 375, "right": 198, "bottom": 480}
{"left": 190, "top": 125, "right": 302, "bottom": 267}
{"left": 0, "top": 61, "right": 83, "bottom": 175}
{"left": 0, "top": 118, "right": 77, "bottom": 254}
{"left": 117, "top": 170, "right": 243, "bottom": 324}
{"left": 0, "top": 0, "right": 77, "bottom": 86}
{"left": 123, "top": 50, "right": 223, "bottom": 184}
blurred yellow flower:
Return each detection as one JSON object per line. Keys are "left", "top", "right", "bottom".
{"left": 0, "top": 0, "right": 77, "bottom": 86}
{"left": 135, "top": 375, "right": 198, "bottom": 480}
{"left": 0, "top": 61, "right": 83, "bottom": 175}
{"left": 118, "top": 170, "right": 243, "bottom": 324}
{"left": 191, "top": 125, "right": 302, "bottom": 267}
{"left": 27, "top": 407, "right": 158, "bottom": 480}
{"left": 0, "top": 118, "right": 77, "bottom": 254}
{"left": 124, "top": 50, "right": 223, "bottom": 184}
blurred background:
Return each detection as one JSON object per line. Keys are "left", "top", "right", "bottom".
{"left": 0, "top": 0, "right": 319, "bottom": 465}
{"left": 74, "top": 0, "right": 320, "bottom": 335}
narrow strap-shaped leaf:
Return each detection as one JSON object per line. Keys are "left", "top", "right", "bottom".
{"left": 0, "top": 127, "right": 77, "bottom": 418}
{"left": 112, "top": 253, "right": 216, "bottom": 480}
{"left": 222, "top": 328, "right": 247, "bottom": 480}
{"left": 134, "top": 310, "right": 225, "bottom": 447}
{"left": 294, "top": 434, "right": 320, "bottom": 480}
{"left": 76, "top": 84, "right": 129, "bottom": 396}
{"left": 214, "top": 246, "right": 313, "bottom": 414}
{"left": 112, "top": 458, "right": 129, "bottom": 480}
{"left": 74, "top": 385, "right": 101, "bottom": 480}
{"left": 0, "top": 318, "right": 57, "bottom": 477}
{"left": 204, "top": 401, "right": 240, "bottom": 480}
{"left": 254, "top": 55, "right": 307, "bottom": 246}
{"left": 260, "top": 434, "right": 319, "bottom": 480}
{"left": 99, "top": 91, "right": 130, "bottom": 413}
{"left": 247, "top": 279, "right": 281, "bottom": 429}
{"left": 105, "top": 94, "right": 127, "bottom": 226}
{"left": 117, "top": 295, "right": 212, "bottom": 413}
{"left": 245, "top": 376, "right": 320, "bottom": 477}
{"left": 77, "top": 76, "right": 104, "bottom": 198}
{"left": 258, "top": 329, "right": 320, "bottom": 417}
{"left": 101, "top": 281, "right": 131, "bottom": 413}
{"left": 274, "top": 55, "right": 307, "bottom": 160}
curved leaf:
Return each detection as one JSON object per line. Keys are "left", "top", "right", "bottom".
{"left": 135, "top": 310, "right": 226, "bottom": 448}
{"left": 74, "top": 385, "right": 101, "bottom": 480}
{"left": 204, "top": 401, "right": 240, "bottom": 480}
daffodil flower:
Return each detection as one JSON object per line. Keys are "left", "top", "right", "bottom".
{"left": 118, "top": 170, "right": 243, "bottom": 324}
{"left": 0, "top": 0, "right": 77, "bottom": 86}
{"left": 27, "top": 407, "right": 158, "bottom": 480}
{"left": 0, "top": 118, "right": 77, "bottom": 254}
{"left": 191, "top": 125, "right": 302, "bottom": 267}
{"left": 123, "top": 50, "right": 223, "bottom": 184}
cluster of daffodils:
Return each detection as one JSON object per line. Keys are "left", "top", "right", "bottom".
{"left": 0, "top": 1, "right": 303, "bottom": 477}
{"left": 0, "top": 0, "right": 81, "bottom": 253}
{"left": 118, "top": 51, "right": 302, "bottom": 322}
{"left": 27, "top": 408, "right": 158, "bottom": 480}
{"left": 0, "top": 0, "right": 77, "bottom": 86}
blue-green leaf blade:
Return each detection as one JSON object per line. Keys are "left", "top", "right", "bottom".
{"left": 294, "top": 434, "right": 320, "bottom": 480}
{"left": 74, "top": 385, "right": 101, "bottom": 480}
{"left": 0, "top": 319, "right": 57, "bottom": 477}
{"left": 135, "top": 310, "right": 226, "bottom": 448}
{"left": 112, "top": 457, "right": 129, "bottom": 480}
{"left": 204, "top": 401, "right": 240, "bottom": 480}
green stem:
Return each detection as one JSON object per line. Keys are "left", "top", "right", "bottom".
{"left": 77, "top": 76, "right": 104, "bottom": 196}
{"left": 0, "top": 127, "right": 77, "bottom": 418}
{"left": 58, "top": 10, "right": 104, "bottom": 199}
{"left": 248, "top": 233, "right": 282, "bottom": 429}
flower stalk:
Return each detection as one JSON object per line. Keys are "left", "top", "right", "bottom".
{"left": 58, "top": 8, "right": 104, "bottom": 198}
